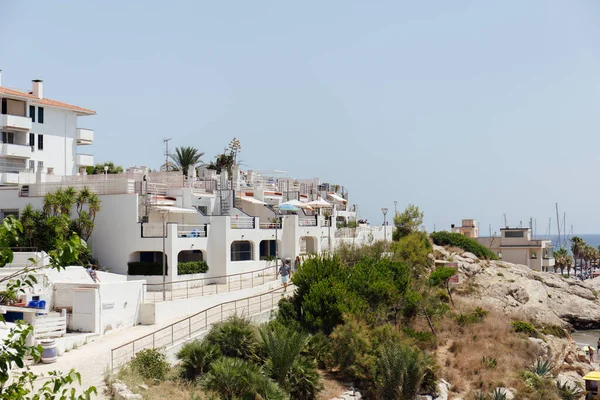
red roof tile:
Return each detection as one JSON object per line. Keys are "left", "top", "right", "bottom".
{"left": 0, "top": 86, "right": 96, "bottom": 115}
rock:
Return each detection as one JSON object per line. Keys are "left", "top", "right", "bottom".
{"left": 417, "top": 396, "right": 433, "bottom": 400}
{"left": 462, "top": 252, "right": 478, "bottom": 260}
{"left": 112, "top": 381, "right": 142, "bottom": 400}
{"left": 434, "top": 379, "right": 450, "bottom": 400}
{"left": 528, "top": 337, "right": 550, "bottom": 358}
{"left": 137, "top": 384, "right": 148, "bottom": 390}
{"left": 330, "top": 389, "right": 361, "bottom": 400}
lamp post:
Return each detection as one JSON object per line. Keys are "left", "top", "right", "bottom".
{"left": 160, "top": 211, "right": 167, "bottom": 301}
{"left": 104, "top": 165, "right": 108, "bottom": 177}
{"left": 394, "top": 200, "right": 397, "bottom": 216}
{"left": 382, "top": 208, "right": 388, "bottom": 248}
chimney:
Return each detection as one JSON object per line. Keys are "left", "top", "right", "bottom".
{"left": 32, "top": 79, "right": 43, "bottom": 99}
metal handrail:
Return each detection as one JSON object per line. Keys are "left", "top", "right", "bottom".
{"left": 142, "top": 263, "right": 279, "bottom": 302}
{"left": 110, "top": 285, "right": 291, "bottom": 371}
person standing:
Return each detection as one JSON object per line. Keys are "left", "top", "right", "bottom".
{"left": 590, "top": 346, "right": 595, "bottom": 363}
{"left": 278, "top": 260, "right": 291, "bottom": 292}
{"left": 294, "top": 256, "right": 301, "bottom": 273}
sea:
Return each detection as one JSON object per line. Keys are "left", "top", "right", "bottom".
{"left": 547, "top": 234, "right": 600, "bottom": 252}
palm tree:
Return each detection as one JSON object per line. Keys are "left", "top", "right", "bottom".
{"left": 376, "top": 342, "right": 432, "bottom": 400}
{"left": 176, "top": 340, "right": 220, "bottom": 380}
{"left": 167, "top": 146, "right": 204, "bottom": 176}
{"left": 554, "top": 248, "right": 569, "bottom": 276}
{"left": 570, "top": 236, "right": 586, "bottom": 275}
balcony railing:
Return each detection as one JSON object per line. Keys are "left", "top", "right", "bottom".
{"left": 231, "top": 216, "right": 255, "bottom": 229}
{"left": 177, "top": 224, "right": 207, "bottom": 238}
{"left": 1, "top": 143, "right": 33, "bottom": 158}
{"left": 259, "top": 221, "right": 281, "bottom": 229}
{"left": 76, "top": 153, "right": 94, "bottom": 167}
{"left": 0, "top": 114, "right": 32, "bottom": 131}
{"left": 76, "top": 128, "right": 94, "bottom": 145}
{"left": 142, "top": 223, "right": 208, "bottom": 238}
{"left": 299, "top": 217, "right": 317, "bottom": 227}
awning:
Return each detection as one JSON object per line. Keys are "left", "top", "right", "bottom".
{"left": 238, "top": 196, "right": 267, "bottom": 205}
{"left": 307, "top": 198, "right": 333, "bottom": 208}
{"left": 155, "top": 206, "right": 197, "bottom": 214}
{"left": 327, "top": 193, "right": 347, "bottom": 203}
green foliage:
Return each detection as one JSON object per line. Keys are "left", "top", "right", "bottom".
{"left": 130, "top": 348, "right": 170, "bottom": 381}
{"left": 177, "top": 261, "right": 209, "bottom": 275}
{"left": 455, "top": 307, "right": 489, "bottom": 327}
{"left": 168, "top": 146, "right": 205, "bottom": 176}
{"left": 511, "top": 320, "right": 537, "bottom": 336}
{"left": 540, "top": 324, "right": 568, "bottom": 338}
{"left": 204, "top": 315, "right": 259, "bottom": 361}
{"left": 330, "top": 316, "right": 377, "bottom": 384}
{"left": 260, "top": 324, "right": 321, "bottom": 400}
{"left": 392, "top": 204, "right": 424, "bottom": 240}
{"left": 529, "top": 358, "right": 554, "bottom": 377}
{"left": 430, "top": 231, "right": 499, "bottom": 260}
{"left": 556, "top": 380, "right": 583, "bottom": 400}
{"left": 200, "top": 357, "right": 287, "bottom": 400}
{"left": 481, "top": 356, "right": 497, "bottom": 369}
{"left": 306, "top": 332, "right": 333, "bottom": 369}
{"left": 127, "top": 261, "right": 168, "bottom": 275}
{"left": 491, "top": 388, "right": 508, "bottom": 400}
{"left": 85, "top": 161, "right": 123, "bottom": 175}
{"left": 375, "top": 342, "right": 433, "bottom": 400}
{"left": 392, "top": 232, "right": 432, "bottom": 275}
{"left": 176, "top": 340, "right": 220, "bottom": 380}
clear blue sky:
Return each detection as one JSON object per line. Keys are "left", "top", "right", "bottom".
{"left": 2, "top": 1, "right": 600, "bottom": 233}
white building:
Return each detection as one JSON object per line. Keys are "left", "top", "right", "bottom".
{"left": 0, "top": 71, "right": 391, "bottom": 285}
{"left": 0, "top": 71, "right": 95, "bottom": 187}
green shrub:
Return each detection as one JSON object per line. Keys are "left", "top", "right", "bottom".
{"left": 204, "top": 315, "right": 259, "bottom": 360}
{"left": 481, "top": 356, "right": 497, "bottom": 369}
{"left": 455, "top": 307, "right": 489, "bottom": 327}
{"left": 130, "top": 348, "right": 170, "bottom": 381}
{"left": 330, "top": 316, "right": 376, "bottom": 384}
{"left": 176, "top": 339, "right": 220, "bottom": 380}
{"left": 511, "top": 320, "right": 537, "bottom": 336}
{"left": 127, "top": 261, "right": 167, "bottom": 276}
{"left": 541, "top": 324, "right": 568, "bottom": 338}
{"left": 430, "top": 231, "right": 499, "bottom": 260}
{"left": 177, "top": 260, "right": 209, "bottom": 275}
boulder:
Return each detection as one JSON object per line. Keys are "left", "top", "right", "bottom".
{"left": 434, "top": 379, "right": 450, "bottom": 400}
{"left": 461, "top": 252, "right": 478, "bottom": 261}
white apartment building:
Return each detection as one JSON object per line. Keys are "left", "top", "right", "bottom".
{"left": 0, "top": 72, "right": 390, "bottom": 285}
{"left": 0, "top": 71, "right": 95, "bottom": 188}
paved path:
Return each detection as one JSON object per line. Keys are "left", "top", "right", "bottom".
{"left": 26, "top": 281, "right": 287, "bottom": 399}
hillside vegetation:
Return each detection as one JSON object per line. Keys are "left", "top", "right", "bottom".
{"left": 430, "top": 231, "right": 499, "bottom": 260}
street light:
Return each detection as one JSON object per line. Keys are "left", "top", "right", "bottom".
{"left": 382, "top": 208, "right": 388, "bottom": 247}
{"left": 394, "top": 201, "right": 398, "bottom": 216}
{"left": 104, "top": 165, "right": 109, "bottom": 177}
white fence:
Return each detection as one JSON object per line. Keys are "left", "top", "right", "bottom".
{"left": 34, "top": 310, "right": 67, "bottom": 339}
{"left": 230, "top": 216, "right": 255, "bottom": 229}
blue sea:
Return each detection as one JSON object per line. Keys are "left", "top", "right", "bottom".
{"left": 547, "top": 234, "right": 600, "bottom": 252}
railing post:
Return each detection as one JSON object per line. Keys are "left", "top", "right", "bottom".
{"left": 171, "top": 325, "right": 174, "bottom": 346}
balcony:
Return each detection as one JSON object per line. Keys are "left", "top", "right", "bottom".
{"left": 542, "top": 257, "right": 555, "bottom": 268}
{"left": 0, "top": 172, "right": 19, "bottom": 184}
{"left": 76, "top": 153, "right": 94, "bottom": 167}
{"left": 0, "top": 143, "right": 32, "bottom": 158}
{"left": 0, "top": 114, "right": 32, "bottom": 131}
{"left": 76, "top": 128, "right": 94, "bottom": 145}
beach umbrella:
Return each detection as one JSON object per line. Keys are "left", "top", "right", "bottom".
{"left": 306, "top": 197, "right": 332, "bottom": 208}
{"left": 276, "top": 203, "right": 300, "bottom": 211}
{"left": 281, "top": 199, "right": 313, "bottom": 210}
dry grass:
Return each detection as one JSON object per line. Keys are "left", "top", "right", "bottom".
{"left": 435, "top": 299, "right": 541, "bottom": 398}
{"left": 318, "top": 371, "right": 349, "bottom": 399}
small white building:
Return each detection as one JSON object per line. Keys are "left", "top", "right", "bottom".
{"left": 0, "top": 71, "right": 95, "bottom": 189}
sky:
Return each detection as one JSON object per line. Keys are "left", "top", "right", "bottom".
{"left": 1, "top": 1, "right": 600, "bottom": 233}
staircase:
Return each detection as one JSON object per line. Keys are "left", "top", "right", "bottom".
{"left": 220, "top": 191, "right": 231, "bottom": 215}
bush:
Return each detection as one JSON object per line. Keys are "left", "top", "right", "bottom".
{"left": 430, "top": 231, "right": 499, "bottom": 260}
{"left": 177, "top": 261, "right": 209, "bottom": 275}
{"left": 511, "top": 320, "right": 537, "bottom": 336}
{"left": 541, "top": 324, "right": 568, "bottom": 338}
{"left": 130, "top": 348, "right": 170, "bottom": 381}
{"left": 204, "top": 315, "right": 259, "bottom": 360}
{"left": 127, "top": 261, "right": 167, "bottom": 276}
{"left": 330, "top": 316, "right": 376, "bottom": 384}
{"left": 455, "top": 307, "right": 489, "bottom": 327}
{"left": 176, "top": 339, "right": 220, "bottom": 380}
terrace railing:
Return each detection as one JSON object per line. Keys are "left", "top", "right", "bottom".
{"left": 142, "top": 263, "right": 278, "bottom": 302}
{"left": 230, "top": 216, "right": 255, "bottom": 229}
{"left": 111, "top": 286, "right": 290, "bottom": 371}
{"left": 298, "top": 217, "right": 317, "bottom": 227}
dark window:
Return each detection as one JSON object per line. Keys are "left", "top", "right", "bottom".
{"left": 38, "top": 107, "right": 44, "bottom": 124}
{"left": 29, "top": 133, "right": 35, "bottom": 147}
{"left": 37, "top": 134, "right": 43, "bottom": 150}
{"left": 1, "top": 99, "right": 7, "bottom": 114}
{"left": 231, "top": 241, "right": 253, "bottom": 261}
{"left": 29, "top": 105, "right": 35, "bottom": 122}
{"left": 1, "top": 132, "right": 14, "bottom": 144}
{"left": 1, "top": 209, "right": 19, "bottom": 220}
{"left": 504, "top": 230, "right": 524, "bottom": 238}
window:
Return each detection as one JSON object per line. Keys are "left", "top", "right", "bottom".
{"left": 29, "top": 133, "right": 35, "bottom": 147}
{"left": 231, "top": 241, "right": 253, "bottom": 261}
{"left": 504, "top": 230, "right": 524, "bottom": 238}
{"left": 29, "top": 160, "right": 35, "bottom": 172}
{"left": 530, "top": 251, "right": 538, "bottom": 259}
{"left": 0, "top": 209, "right": 19, "bottom": 220}
{"left": 37, "top": 161, "right": 43, "bottom": 169}
{"left": 37, "top": 134, "right": 43, "bottom": 150}
{"left": 1, "top": 99, "right": 6, "bottom": 114}
{"left": 38, "top": 107, "right": 44, "bottom": 124}
{"left": 29, "top": 105, "right": 35, "bottom": 122}
{"left": 1, "top": 132, "right": 14, "bottom": 144}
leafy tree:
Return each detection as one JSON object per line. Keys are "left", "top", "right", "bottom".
{"left": 393, "top": 204, "right": 424, "bottom": 240}
{"left": 206, "top": 137, "right": 242, "bottom": 181}
{"left": 85, "top": 161, "right": 123, "bottom": 175}
{"left": 167, "top": 146, "right": 205, "bottom": 176}
{"left": 429, "top": 266, "right": 457, "bottom": 307}
{"left": 330, "top": 316, "right": 377, "bottom": 385}
{"left": 0, "top": 216, "right": 94, "bottom": 399}
{"left": 392, "top": 232, "right": 432, "bottom": 276}
{"left": 376, "top": 342, "right": 433, "bottom": 400}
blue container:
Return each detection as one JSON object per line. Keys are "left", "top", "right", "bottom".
{"left": 28, "top": 300, "right": 39, "bottom": 308}
{"left": 37, "top": 300, "right": 46, "bottom": 309}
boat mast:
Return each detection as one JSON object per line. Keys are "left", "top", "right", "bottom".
{"left": 555, "top": 203, "right": 561, "bottom": 248}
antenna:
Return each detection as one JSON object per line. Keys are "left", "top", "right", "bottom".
{"left": 163, "top": 138, "right": 172, "bottom": 171}
{"left": 503, "top": 213, "right": 508, "bottom": 228}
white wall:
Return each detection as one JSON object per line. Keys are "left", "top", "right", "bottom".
{"left": 98, "top": 281, "right": 144, "bottom": 335}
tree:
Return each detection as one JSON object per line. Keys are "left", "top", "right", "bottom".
{"left": 206, "top": 138, "right": 242, "bottom": 182}
{"left": 85, "top": 161, "right": 123, "bottom": 175}
{"left": 570, "top": 236, "right": 585, "bottom": 275}
{"left": 167, "top": 146, "right": 205, "bottom": 177}
{"left": 393, "top": 204, "right": 424, "bottom": 240}
{"left": 376, "top": 342, "right": 432, "bottom": 400}
{"left": 429, "top": 266, "right": 457, "bottom": 307}
{"left": 0, "top": 216, "right": 95, "bottom": 399}
{"left": 553, "top": 248, "right": 571, "bottom": 276}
